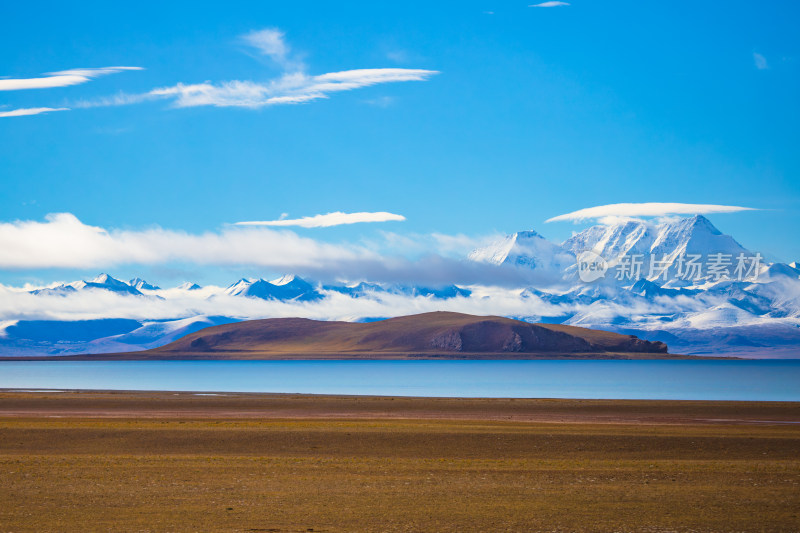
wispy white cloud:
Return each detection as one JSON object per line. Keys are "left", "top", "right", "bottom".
{"left": 364, "top": 95, "right": 395, "bottom": 108}
{"left": 386, "top": 50, "right": 410, "bottom": 64}
{"left": 0, "top": 107, "right": 69, "bottom": 118}
{"left": 241, "top": 28, "right": 304, "bottom": 71}
{"left": 546, "top": 202, "right": 758, "bottom": 223}
{"left": 75, "top": 29, "right": 438, "bottom": 112}
{"left": 530, "top": 1, "right": 570, "bottom": 7}
{"left": 147, "top": 68, "right": 438, "bottom": 109}
{"left": 0, "top": 66, "right": 142, "bottom": 91}
{"left": 753, "top": 52, "right": 769, "bottom": 70}
{"left": 0, "top": 213, "right": 372, "bottom": 270}
{"left": 236, "top": 211, "right": 406, "bottom": 228}
{"left": 7, "top": 30, "right": 436, "bottom": 118}
{"left": 73, "top": 91, "right": 160, "bottom": 109}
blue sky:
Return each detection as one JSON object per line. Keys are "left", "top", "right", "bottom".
{"left": 1, "top": 0, "right": 798, "bottom": 286}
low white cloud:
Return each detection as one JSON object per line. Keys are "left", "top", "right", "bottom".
{"left": 236, "top": 211, "right": 406, "bottom": 228}
{"left": 546, "top": 203, "right": 758, "bottom": 223}
{"left": 530, "top": 1, "right": 570, "bottom": 7}
{"left": 0, "top": 213, "right": 372, "bottom": 270}
{"left": 0, "top": 277, "right": 738, "bottom": 335}
{"left": 753, "top": 52, "right": 769, "bottom": 70}
{"left": 0, "top": 66, "right": 142, "bottom": 91}
{"left": 0, "top": 282, "right": 563, "bottom": 324}
{"left": 0, "top": 213, "right": 556, "bottom": 288}
{"left": 0, "top": 107, "right": 69, "bottom": 118}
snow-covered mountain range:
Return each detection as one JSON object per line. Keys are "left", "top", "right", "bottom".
{"left": 2, "top": 215, "right": 798, "bottom": 358}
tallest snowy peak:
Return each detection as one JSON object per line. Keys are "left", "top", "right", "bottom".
{"left": 666, "top": 214, "right": 720, "bottom": 234}
{"left": 561, "top": 214, "right": 749, "bottom": 261}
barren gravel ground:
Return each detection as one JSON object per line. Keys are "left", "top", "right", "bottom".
{"left": 1, "top": 391, "right": 798, "bottom": 532}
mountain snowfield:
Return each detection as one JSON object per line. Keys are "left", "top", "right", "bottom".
{"left": 1, "top": 215, "right": 798, "bottom": 357}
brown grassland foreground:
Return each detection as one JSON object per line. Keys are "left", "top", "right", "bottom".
{"left": 0, "top": 391, "right": 799, "bottom": 532}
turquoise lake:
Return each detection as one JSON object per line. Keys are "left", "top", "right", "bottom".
{"left": 1, "top": 360, "right": 799, "bottom": 400}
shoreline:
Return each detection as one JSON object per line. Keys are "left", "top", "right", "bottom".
{"left": 0, "top": 352, "right": 712, "bottom": 361}
{"left": 2, "top": 389, "right": 798, "bottom": 425}
{"left": 0, "top": 351, "right": 741, "bottom": 361}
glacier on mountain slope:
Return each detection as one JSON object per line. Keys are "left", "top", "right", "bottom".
{"left": 4, "top": 215, "right": 799, "bottom": 357}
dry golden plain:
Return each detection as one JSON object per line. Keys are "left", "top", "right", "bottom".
{"left": 1, "top": 391, "right": 799, "bottom": 532}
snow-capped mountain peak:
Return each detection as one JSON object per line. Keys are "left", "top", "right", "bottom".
{"left": 562, "top": 219, "right": 653, "bottom": 259}
{"left": 271, "top": 274, "right": 297, "bottom": 286}
{"left": 129, "top": 278, "right": 161, "bottom": 291}
{"left": 69, "top": 274, "right": 144, "bottom": 295}
{"left": 90, "top": 273, "right": 125, "bottom": 286}
{"left": 469, "top": 230, "right": 570, "bottom": 269}
{"left": 223, "top": 276, "right": 321, "bottom": 301}
{"left": 563, "top": 215, "right": 749, "bottom": 261}
{"left": 650, "top": 215, "right": 749, "bottom": 258}
{"left": 224, "top": 278, "right": 262, "bottom": 296}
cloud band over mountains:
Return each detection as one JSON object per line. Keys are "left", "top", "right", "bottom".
{"left": 0, "top": 213, "right": 547, "bottom": 287}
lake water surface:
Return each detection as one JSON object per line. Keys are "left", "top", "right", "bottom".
{"left": 1, "top": 360, "right": 799, "bottom": 400}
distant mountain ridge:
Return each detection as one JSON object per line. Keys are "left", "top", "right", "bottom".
{"left": 6, "top": 215, "right": 800, "bottom": 358}
{"left": 224, "top": 275, "right": 323, "bottom": 302}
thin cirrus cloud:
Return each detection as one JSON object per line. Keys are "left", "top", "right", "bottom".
{"left": 236, "top": 211, "right": 407, "bottom": 228}
{"left": 530, "top": 1, "right": 570, "bottom": 7}
{"left": 753, "top": 52, "right": 769, "bottom": 70}
{"left": 0, "top": 66, "right": 142, "bottom": 91}
{"left": 147, "top": 69, "right": 438, "bottom": 108}
{"left": 12, "top": 30, "right": 437, "bottom": 116}
{"left": 546, "top": 202, "right": 758, "bottom": 222}
{"left": 0, "top": 66, "right": 143, "bottom": 119}
{"left": 0, "top": 107, "right": 69, "bottom": 118}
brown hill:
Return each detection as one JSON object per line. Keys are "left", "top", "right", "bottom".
{"left": 142, "top": 311, "right": 670, "bottom": 359}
